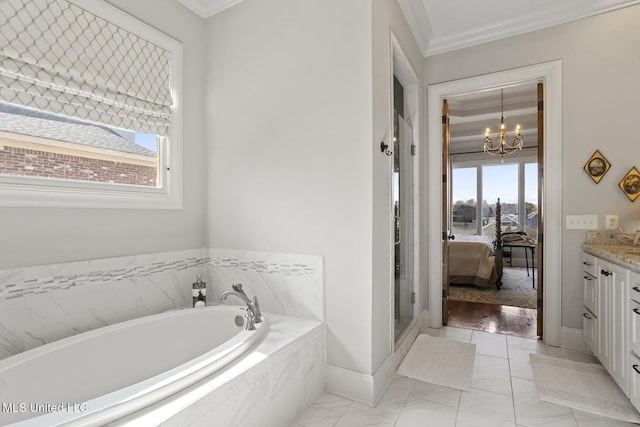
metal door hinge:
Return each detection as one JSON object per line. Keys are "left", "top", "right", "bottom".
{"left": 411, "top": 144, "right": 416, "bottom": 156}
{"left": 442, "top": 289, "right": 448, "bottom": 298}
{"left": 442, "top": 115, "right": 447, "bottom": 124}
{"left": 411, "top": 292, "right": 416, "bottom": 304}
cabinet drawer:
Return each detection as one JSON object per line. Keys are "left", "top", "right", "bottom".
{"left": 630, "top": 353, "right": 640, "bottom": 410}
{"left": 583, "top": 271, "right": 597, "bottom": 314}
{"left": 582, "top": 252, "right": 597, "bottom": 278}
{"left": 631, "top": 300, "right": 640, "bottom": 357}
{"left": 631, "top": 271, "right": 640, "bottom": 303}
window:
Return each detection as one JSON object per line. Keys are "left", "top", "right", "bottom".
{"left": 451, "top": 151, "right": 537, "bottom": 237}
{"left": 0, "top": 0, "right": 183, "bottom": 208}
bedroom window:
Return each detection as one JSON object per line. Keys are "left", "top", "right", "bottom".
{"left": 0, "top": 0, "right": 183, "bottom": 209}
{"left": 451, "top": 158, "right": 537, "bottom": 238}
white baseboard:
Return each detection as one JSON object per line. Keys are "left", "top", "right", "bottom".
{"left": 560, "top": 326, "right": 585, "bottom": 351}
{"left": 324, "top": 364, "right": 375, "bottom": 405}
{"left": 324, "top": 316, "right": 422, "bottom": 406}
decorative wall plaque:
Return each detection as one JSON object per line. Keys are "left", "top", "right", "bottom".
{"left": 619, "top": 166, "right": 640, "bottom": 202}
{"left": 583, "top": 150, "right": 611, "bottom": 184}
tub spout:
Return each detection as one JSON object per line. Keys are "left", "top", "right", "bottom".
{"left": 220, "top": 290, "right": 251, "bottom": 306}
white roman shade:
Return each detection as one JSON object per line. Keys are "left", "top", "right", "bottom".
{"left": 0, "top": 0, "right": 173, "bottom": 135}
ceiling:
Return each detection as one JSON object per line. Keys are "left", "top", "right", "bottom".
{"left": 447, "top": 83, "right": 539, "bottom": 155}
{"left": 178, "top": 0, "right": 640, "bottom": 56}
{"left": 176, "top": 0, "right": 640, "bottom": 154}
{"left": 397, "top": 0, "right": 640, "bottom": 57}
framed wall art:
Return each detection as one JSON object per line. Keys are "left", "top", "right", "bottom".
{"left": 619, "top": 166, "right": 640, "bottom": 202}
{"left": 583, "top": 150, "right": 611, "bottom": 183}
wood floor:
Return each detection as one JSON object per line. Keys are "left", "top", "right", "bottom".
{"left": 447, "top": 300, "right": 539, "bottom": 339}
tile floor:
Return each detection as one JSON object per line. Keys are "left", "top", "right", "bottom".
{"left": 291, "top": 326, "right": 637, "bottom": 427}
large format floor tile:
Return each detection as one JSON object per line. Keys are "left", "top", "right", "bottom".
{"left": 292, "top": 327, "right": 639, "bottom": 427}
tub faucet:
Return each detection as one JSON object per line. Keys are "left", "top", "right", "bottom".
{"left": 220, "top": 287, "right": 263, "bottom": 327}
{"left": 228, "top": 284, "right": 262, "bottom": 324}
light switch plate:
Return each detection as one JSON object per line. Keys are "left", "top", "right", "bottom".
{"left": 566, "top": 215, "right": 598, "bottom": 230}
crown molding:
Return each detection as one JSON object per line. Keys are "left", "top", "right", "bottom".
{"left": 401, "top": 0, "right": 640, "bottom": 57}
{"left": 396, "top": 0, "right": 432, "bottom": 57}
{"left": 176, "top": 0, "right": 245, "bottom": 18}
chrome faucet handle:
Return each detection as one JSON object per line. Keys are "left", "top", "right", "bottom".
{"left": 232, "top": 283, "right": 248, "bottom": 297}
{"left": 252, "top": 296, "right": 263, "bottom": 323}
{"left": 244, "top": 307, "right": 256, "bottom": 331}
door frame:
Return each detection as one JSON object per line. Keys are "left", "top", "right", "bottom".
{"left": 426, "top": 60, "right": 563, "bottom": 346}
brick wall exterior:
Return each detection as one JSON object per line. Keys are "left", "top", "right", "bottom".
{"left": 0, "top": 145, "right": 157, "bottom": 187}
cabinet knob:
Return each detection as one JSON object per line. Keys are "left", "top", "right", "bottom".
{"left": 583, "top": 312, "right": 593, "bottom": 320}
{"left": 584, "top": 275, "right": 593, "bottom": 281}
{"left": 583, "top": 261, "right": 592, "bottom": 266}
{"left": 633, "top": 286, "right": 640, "bottom": 293}
{"left": 600, "top": 269, "right": 610, "bottom": 277}
{"left": 634, "top": 308, "right": 640, "bottom": 316}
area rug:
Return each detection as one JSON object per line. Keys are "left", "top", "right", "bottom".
{"left": 449, "top": 267, "right": 536, "bottom": 309}
{"left": 397, "top": 334, "right": 476, "bottom": 391}
{"left": 530, "top": 353, "right": 640, "bottom": 423}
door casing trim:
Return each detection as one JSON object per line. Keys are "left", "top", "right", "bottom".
{"left": 426, "top": 60, "right": 563, "bottom": 346}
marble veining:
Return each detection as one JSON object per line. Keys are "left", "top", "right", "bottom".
{"left": 207, "top": 248, "right": 324, "bottom": 321}
{"left": 0, "top": 255, "right": 202, "bottom": 301}
{"left": 116, "top": 314, "right": 325, "bottom": 427}
{"left": 0, "top": 248, "right": 323, "bottom": 361}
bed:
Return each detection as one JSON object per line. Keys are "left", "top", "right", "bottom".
{"left": 448, "top": 199, "right": 504, "bottom": 289}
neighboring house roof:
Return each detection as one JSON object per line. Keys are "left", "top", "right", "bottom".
{"left": 0, "top": 105, "right": 156, "bottom": 158}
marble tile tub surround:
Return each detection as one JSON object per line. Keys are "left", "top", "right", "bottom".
{"left": 0, "top": 249, "right": 202, "bottom": 360}
{"left": 115, "top": 314, "right": 325, "bottom": 427}
{"left": 206, "top": 248, "right": 324, "bottom": 322}
{"left": 0, "top": 247, "right": 323, "bottom": 361}
{"left": 583, "top": 230, "right": 640, "bottom": 273}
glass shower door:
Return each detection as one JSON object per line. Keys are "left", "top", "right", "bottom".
{"left": 394, "top": 114, "right": 415, "bottom": 342}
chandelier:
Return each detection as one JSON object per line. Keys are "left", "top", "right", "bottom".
{"left": 482, "top": 89, "right": 523, "bottom": 161}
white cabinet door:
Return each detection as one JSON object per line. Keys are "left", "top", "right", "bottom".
{"left": 604, "top": 261, "right": 629, "bottom": 393}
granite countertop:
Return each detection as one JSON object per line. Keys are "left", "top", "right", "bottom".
{"left": 582, "top": 231, "right": 640, "bottom": 273}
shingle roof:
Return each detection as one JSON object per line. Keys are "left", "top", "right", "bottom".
{"left": 0, "top": 105, "right": 156, "bottom": 158}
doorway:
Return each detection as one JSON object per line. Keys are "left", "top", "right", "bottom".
{"left": 390, "top": 33, "right": 420, "bottom": 348}
{"left": 445, "top": 83, "right": 540, "bottom": 338}
{"left": 426, "top": 61, "right": 563, "bottom": 346}
{"left": 394, "top": 110, "right": 415, "bottom": 341}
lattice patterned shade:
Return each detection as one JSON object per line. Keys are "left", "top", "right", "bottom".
{"left": 0, "top": 0, "right": 173, "bottom": 135}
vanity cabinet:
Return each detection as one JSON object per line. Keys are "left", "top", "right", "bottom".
{"left": 581, "top": 252, "right": 630, "bottom": 396}
{"left": 629, "top": 271, "right": 640, "bottom": 408}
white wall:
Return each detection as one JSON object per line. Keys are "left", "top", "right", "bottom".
{"left": 0, "top": 0, "right": 207, "bottom": 269}
{"left": 204, "top": 0, "right": 374, "bottom": 375}
{"left": 425, "top": 5, "right": 640, "bottom": 329}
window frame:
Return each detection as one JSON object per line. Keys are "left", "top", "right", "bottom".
{"left": 0, "top": 0, "right": 183, "bottom": 209}
{"left": 450, "top": 147, "right": 537, "bottom": 235}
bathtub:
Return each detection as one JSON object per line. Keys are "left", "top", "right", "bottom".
{"left": 0, "top": 305, "right": 267, "bottom": 427}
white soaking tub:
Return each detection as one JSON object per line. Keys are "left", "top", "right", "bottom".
{"left": 0, "top": 305, "right": 267, "bottom": 426}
